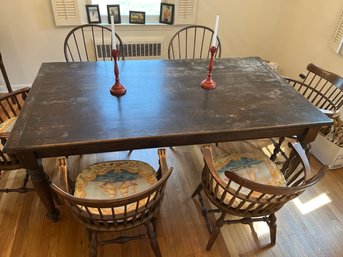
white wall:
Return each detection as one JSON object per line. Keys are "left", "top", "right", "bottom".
{"left": 0, "top": 0, "right": 67, "bottom": 85}
{"left": 0, "top": 0, "right": 342, "bottom": 86}
{"left": 196, "top": 0, "right": 283, "bottom": 60}
{"left": 270, "top": 0, "right": 343, "bottom": 78}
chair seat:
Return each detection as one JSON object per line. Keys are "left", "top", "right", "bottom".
{"left": 213, "top": 151, "right": 286, "bottom": 205}
{"left": 0, "top": 117, "right": 16, "bottom": 137}
{"left": 74, "top": 160, "right": 158, "bottom": 214}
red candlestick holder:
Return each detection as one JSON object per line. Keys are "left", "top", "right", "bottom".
{"left": 201, "top": 46, "right": 217, "bottom": 90}
{"left": 110, "top": 49, "right": 126, "bottom": 96}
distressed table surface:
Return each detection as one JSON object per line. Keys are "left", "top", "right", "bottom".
{"left": 5, "top": 57, "right": 332, "bottom": 158}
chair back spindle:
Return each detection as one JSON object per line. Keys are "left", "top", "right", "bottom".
{"left": 168, "top": 25, "right": 222, "bottom": 60}
{"left": 64, "top": 24, "right": 125, "bottom": 62}
{"left": 0, "top": 52, "right": 13, "bottom": 93}
{"left": 297, "top": 63, "right": 343, "bottom": 110}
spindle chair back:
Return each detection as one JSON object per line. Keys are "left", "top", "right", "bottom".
{"left": 64, "top": 24, "right": 124, "bottom": 62}
{"left": 168, "top": 25, "right": 222, "bottom": 60}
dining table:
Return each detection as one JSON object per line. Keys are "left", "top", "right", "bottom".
{"left": 4, "top": 57, "right": 332, "bottom": 220}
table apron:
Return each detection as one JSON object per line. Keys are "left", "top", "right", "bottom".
{"left": 10, "top": 126, "right": 321, "bottom": 161}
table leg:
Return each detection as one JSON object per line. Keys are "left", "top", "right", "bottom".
{"left": 18, "top": 152, "right": 60, "bottom": 221}
{"left": 297, "top": 127, "right": 320, "bottom": 153}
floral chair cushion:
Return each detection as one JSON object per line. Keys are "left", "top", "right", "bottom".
{"left": 213, "top": 151, "right": 286, "bottom": 207}
{"left": 74, "top": 160, "right": 158, "bottom": 215}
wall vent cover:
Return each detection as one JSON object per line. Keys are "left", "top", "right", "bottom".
{"left": 95, "top": 38, "right": 163, "bottom": 60}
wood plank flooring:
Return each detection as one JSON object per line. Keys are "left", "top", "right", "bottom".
{"left": 0, "top": 144, "right": 343, "bottom": 257}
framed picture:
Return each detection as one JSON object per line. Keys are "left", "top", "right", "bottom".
{"left": 107, "top": 5, "right": 121, "bottom": 24}
{"left": 85, "top": 5, "right": 101, "bottom": 24}
{"left": 129, "top": 11, "right": 146, "bottom": 24}
{"left": 159, "top": 3, "right": 174, "bottom": 25}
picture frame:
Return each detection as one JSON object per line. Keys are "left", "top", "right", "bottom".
{"left": 129, "top": 11, "right": 146, "bottom": 24}
{"left": 107, "top": 5, "right": 121, "bottom": 24}
{"left": 85, "top": 5, "right": 101, "bottom": 24}
{"left": 159, "top": 3, "right": 175, "bottom": 25}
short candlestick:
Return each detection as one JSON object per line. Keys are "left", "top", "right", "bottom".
{"left": 110, "top": 49, "right": 126, "bottom": 96}
{"left": 200, "top": 46, "right": 217, "bottom": 90}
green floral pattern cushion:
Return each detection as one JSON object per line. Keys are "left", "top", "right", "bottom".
{"left": 213, "top": 152, "right": 286, "bottom": 206}
{"left": 74, "top": 160, "right": 157, "bottom": 214}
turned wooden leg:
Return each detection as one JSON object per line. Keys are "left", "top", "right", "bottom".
{"left": 268, "top": 213, "right": 277, "bottom": 246}
{"left": 22, "top": 172, "right": 31, "bottom": 189}
{"left": 20, "top": 153, "right": 59, "bottom": 221}
{"left": 192, "top": 184, "right": 212, "bottom": 232}
{"left": 89, "top": 230, "right": 98, "bottom": 257}
{"left": 151, "top": 216, "right": 158, "bottom": 233}
{"left": 206, "top": 212, "right": 225, "bottom": 251}
{"left": 146, "top": 221, "right": 162, "bottom": 257}
{"left": 270, "top": 137, "right": 285, "bottom": 161}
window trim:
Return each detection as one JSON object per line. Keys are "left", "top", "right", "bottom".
{"left": 51, "top": 0, "right": 198, "bottom": 27}
{"left": 94, "top": 0, "right": 161, "bottom": 24}
{"left": 101, "top": 14, "right": 160, "bottom": 24}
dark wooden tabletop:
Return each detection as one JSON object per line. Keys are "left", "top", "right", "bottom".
{"left": 5, "top": 57, "right": 332, "bottom": 158}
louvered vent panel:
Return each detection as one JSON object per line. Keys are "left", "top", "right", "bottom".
{"left": 94, "top": 40, "right": 163, "bottom": 60}
{"left": 50, "top": 0, "right": 83, "bottom": 26}
{"left": 175, "top": 0, "right": 198, "bottom": 25}
{"left": 124, "top": 43, "right": 162, "bottom": 59}
{"left": 331, "top": 10, "right": 343, "bottom": 54}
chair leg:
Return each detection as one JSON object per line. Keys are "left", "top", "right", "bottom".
{"left": 146, "top": 220, "right": 162, "bottom": 257}
{"left": 191, "top": 183, "right": 203, "bottom": 198}
{"left": 206, "top": 212, "right": 225, "bottom": 251}
{"left": 192, "top": 184, "right": 212, "bottom": 233}
{"left": 192, "top": 184, "right": 213, "bottom": 232}
{"left": 0, "top": 170, "right": 34, "bottom": 193}
{"left": 22, "top": 172, "right": 30, "bottom": 188}
{"left": 88, "top": 230, "right": 98, "bottom": 257}
{"left": 270, "top": 137, "right": 286, "bottom": 161}
{"left": 151, "top": 215, "right": 158, "bottom": 233}
{"left": 268, "top": 213, "right": 277, "bottom": 246}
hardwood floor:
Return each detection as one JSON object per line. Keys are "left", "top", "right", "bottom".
{"left": 0, "top": 144, "right": 342, "bottom": 257}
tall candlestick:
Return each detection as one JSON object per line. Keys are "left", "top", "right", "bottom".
{"left": 110, "top": 49, "right": 126, "bottom": 96}
{"left": 110, "top": 15, "right": 117, "bottom": 50}
{"left": 211, "top": 14, "right": 220, "bottom": 47}
{"left": 200, "top": 46, "right": 217, "bottom": 90}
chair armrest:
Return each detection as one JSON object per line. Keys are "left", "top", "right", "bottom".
{"left": 287, "top": 141, "right": 311, "bottom": 181}
{"left": 157, "top": 148, "right": 171, "bottom": 180}
{"left": 0, "top": 87, "right": 30, "bottom": 101}
{"left": 320, "top": 109, "right": 339, "bottom": 118}
{"left": 57, "top": 157, "right": 70, "bottom": 193}
{"left": 283, "top": 77, "right": 305, "bottom": 84}
{"left": 202, "top": 145, "right": 229, "bottom": 190}
{"left": 0, "top": 87, "right": 31, "bottom": 121}
{"left": 306, "top": 166, "right": 328, "bottom": 185}
{"left": 282, "top": 76, "right": 297, "bottom": 82}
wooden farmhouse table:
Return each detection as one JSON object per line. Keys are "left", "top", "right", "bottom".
{"left": 4, "top": 57, "right": 332, "bottom": 220}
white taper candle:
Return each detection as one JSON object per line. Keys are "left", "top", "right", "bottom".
{"left": 211, "top": 14, "right": 220, "bottom": 47}
{"left": 111, "top": 15, "right": 117, "bottom": 50}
